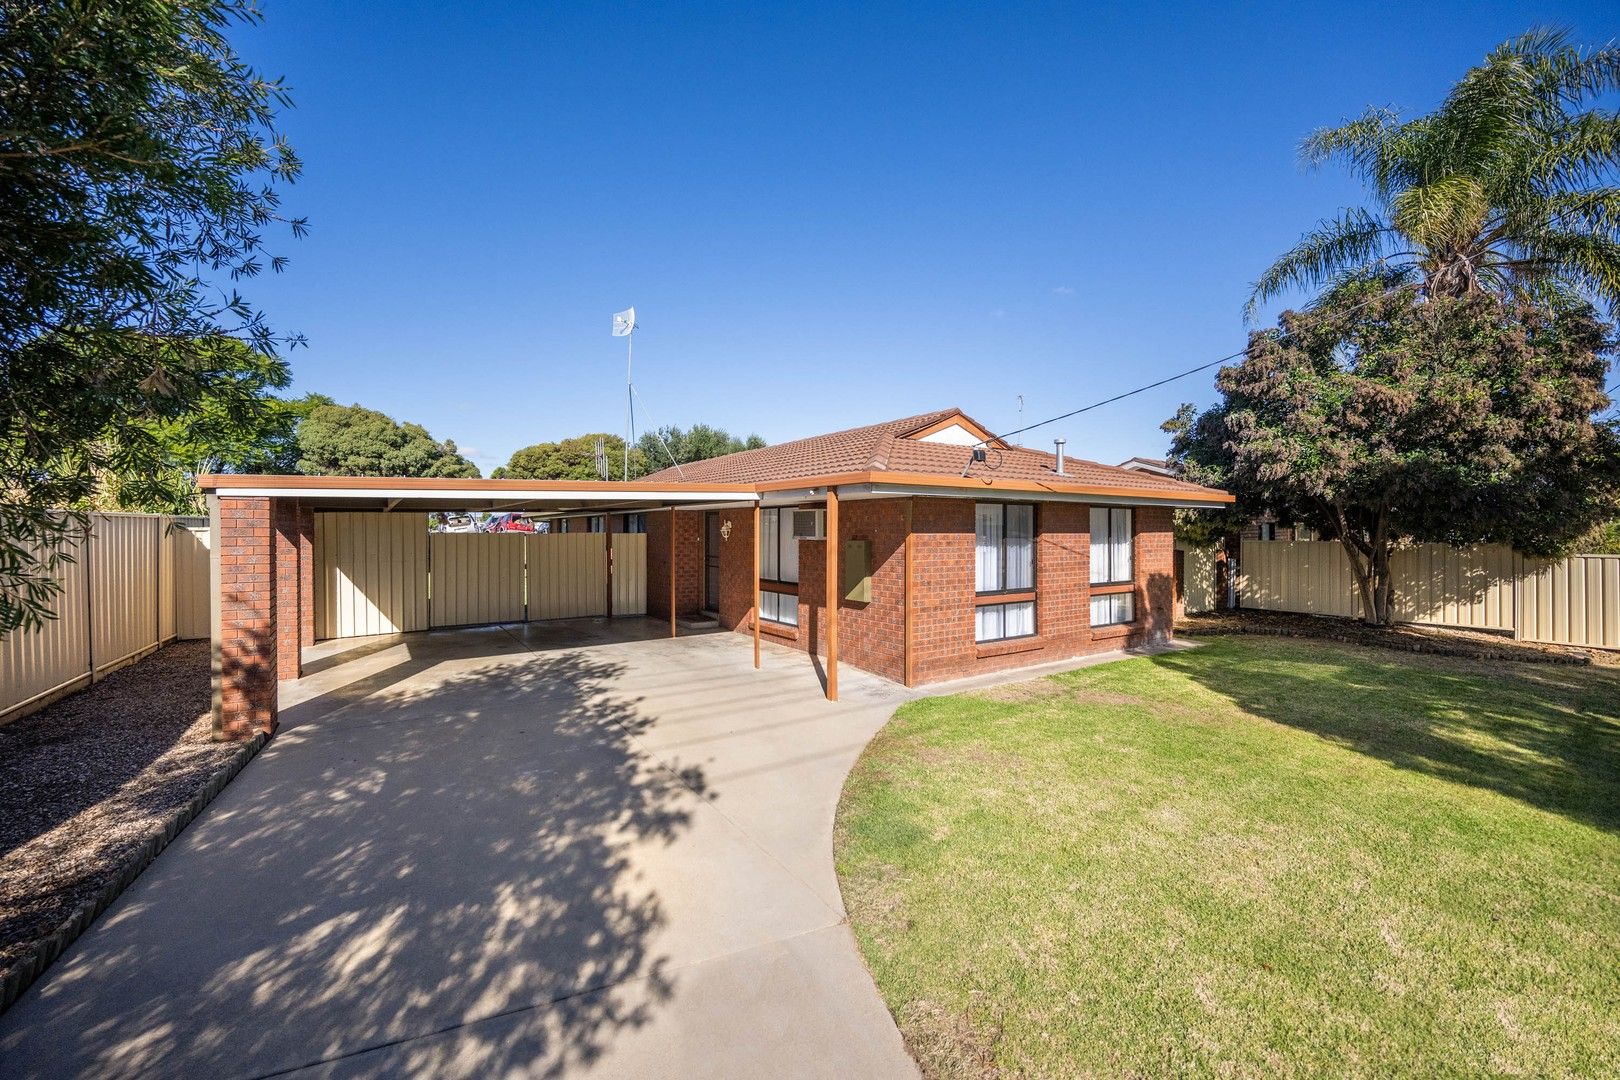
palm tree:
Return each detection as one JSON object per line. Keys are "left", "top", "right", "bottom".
{"left": 1249, "top": 29, "right": 1620, "bottom": 320}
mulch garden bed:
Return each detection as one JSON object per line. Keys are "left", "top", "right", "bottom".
{"left": 1178, "top": 608, "right": 1617, "bottom": 667}
{"left": 0, "top": 641, "right": 263, "bottom": 1012}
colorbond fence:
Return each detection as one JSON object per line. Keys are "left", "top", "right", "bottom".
{"left": 1229, "top": 539, "right": 1618, "bottom": 650}
{"left": 313, "top": 514, "right": 648, "bottom": 640}
{"left": 1, "top": 514, "right": 209, "bottom": 723}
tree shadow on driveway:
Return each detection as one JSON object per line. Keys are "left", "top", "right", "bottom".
{"left": 0, "top": 641, "right": 711, "bottom": 1079}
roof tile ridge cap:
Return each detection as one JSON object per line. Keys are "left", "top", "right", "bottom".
{"left": 867, "top": 431, "right": 898, "bottom": 471}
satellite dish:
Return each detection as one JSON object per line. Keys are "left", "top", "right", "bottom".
{"left": 612, "top": 307, "right": 636, "bottom": 337}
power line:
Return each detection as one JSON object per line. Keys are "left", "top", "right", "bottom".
{"left": 964, "top": 285, "right": 1450, "bottom": 456}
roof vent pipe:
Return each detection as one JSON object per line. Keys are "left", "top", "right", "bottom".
{"left": 1054, "top": 438, "right": 1066, "bottom": 475}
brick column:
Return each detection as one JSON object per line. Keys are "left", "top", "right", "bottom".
{"left": 216, "top": 496, "right": 277, "bottom": 740}
{"left": 273, "top": 498, "right": 305, "bottom": 682}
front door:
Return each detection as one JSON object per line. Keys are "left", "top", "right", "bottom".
{"left": 704, "top": 512, "right": 721, "bottom": 613}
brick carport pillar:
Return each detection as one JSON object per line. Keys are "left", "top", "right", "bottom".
{"left": 211, "top": 495, "right": 279, "bottom": 740}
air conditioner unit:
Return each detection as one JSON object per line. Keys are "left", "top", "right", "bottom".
{"left": 791, "top": 509, "right": 825, "bottom": 540}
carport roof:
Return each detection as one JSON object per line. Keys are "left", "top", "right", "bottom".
{"left": 195, "top": 475, "right": 759, "bottom": 513}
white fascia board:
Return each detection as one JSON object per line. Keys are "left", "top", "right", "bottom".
{"left": 850, "top": 482, "right": 1224, "bottom": 510}
{"left": 210, "top": 487, "right": 756, "bottom": 504}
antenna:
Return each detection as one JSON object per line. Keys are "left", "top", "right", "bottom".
{"left": 612, "top": 307, "right": 637, "bottom": 481}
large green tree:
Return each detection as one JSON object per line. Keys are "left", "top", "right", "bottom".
{"left": 1173, "top": 289, "right": 1619, "bottom": 624}
{"left": 0, "top": 0, "right": 303, "bottom": 632}
{"left": 493, "top": 435, "right": 644, "bottom": 481}
{"left": 1250, "top": 30, "right": 1620, "bottom": 319}
{"left": 636, "top": 424, "right": 765, "bottom": 472}
{"left": 95, "top": 346, "right": 316, "bottom": 514}
{"left": 296, "top": 403, "right": 480, "bottom": 478}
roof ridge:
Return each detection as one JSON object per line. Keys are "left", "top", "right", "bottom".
{"left": 867, "top": 431, "right": 898, "bottom": 470}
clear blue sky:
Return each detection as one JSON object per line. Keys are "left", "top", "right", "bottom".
{"left": 235, "top": 1, "right": 1615, "bottom": 475}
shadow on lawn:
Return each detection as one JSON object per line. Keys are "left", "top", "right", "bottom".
{"left": 0, "top": 636, "right": 706, "bottom": 1079}
{"left": 1155, "top": 639, "right": 1620, "bottom": 834}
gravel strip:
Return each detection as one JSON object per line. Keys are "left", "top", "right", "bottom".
{"left": 1178, "top": 609, "right": 1615, "bottom": 667}
{"left": 0, "top": 641, "right": 245, "bottom": 1006}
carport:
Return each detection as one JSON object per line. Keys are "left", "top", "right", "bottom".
{"left": 198, "top": 476, "right": 767, "bottom": 740}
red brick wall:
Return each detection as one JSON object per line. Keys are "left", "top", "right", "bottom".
{"left": 272, "top": 498, "right": 303, "bottom": 682}
{"left": 218, "top": 496, "right": 277, "bottom": 739}
{"left": 708, "top": 495, "right": 1178, "bottom": 687}
{"left": 716, "top": 507, "right": 755, "bottom": 630}
{"left": 648, "top": 508, "right": 703, "bottom": 621}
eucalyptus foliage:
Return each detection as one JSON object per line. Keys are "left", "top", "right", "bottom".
{"left": 1251, "top": 30, "right": 1620, "bottom": 320}
{"left": 0, "top": 0, "right": 303, "bottom": 632}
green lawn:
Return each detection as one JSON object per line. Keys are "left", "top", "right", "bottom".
{"left": 835, "top": 636, "right": 1620, "bottom": 1078}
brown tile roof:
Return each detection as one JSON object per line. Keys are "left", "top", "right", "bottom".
{"left": 642, "top": 408, "right": 1224, "bottom": 500}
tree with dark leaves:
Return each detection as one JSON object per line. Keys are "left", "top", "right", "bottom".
{"left": 1173, "top": 288, "right": 1619, "bottom": 624}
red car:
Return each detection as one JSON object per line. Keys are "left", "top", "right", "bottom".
{"left": 483, "top": 513, "right": 536, "bottom": 533}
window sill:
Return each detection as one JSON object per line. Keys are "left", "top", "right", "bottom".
{"left": 975, "top": 636, "right": 1043, "bottom": 659}
{"left": 760, "top": 581, "right": 799, "bottom": 596}
{"left": 1089, "top": 582, "right": 1134, "bottom": 595}
{"left": 759, "top": 620, "right": 798, "bottom": 642}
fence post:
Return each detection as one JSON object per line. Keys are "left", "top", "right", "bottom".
{"left": 84, "top": 516, "right": 95, "bottom": 684}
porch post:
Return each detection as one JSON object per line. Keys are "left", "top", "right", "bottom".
{"left": 752, "top": 502, "right": 761, "bottom": 669}
{"left": 825, "top": 488, "right": 838, "bottom": 701}
{"left": 669, "top": 506, "right": 678, "bottom": 638}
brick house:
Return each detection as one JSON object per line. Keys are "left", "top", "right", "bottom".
{"left": 199, "top": 407, "right": 1230, "bottom": 739}
{"left": 641, "top": 409, "right": 1230, "bottom": 686}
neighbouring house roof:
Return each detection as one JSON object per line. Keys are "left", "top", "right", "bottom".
{"left": 1117, "top": 456, "right": 1175, "bottom": 476}
{"left": 642, "top": 408, "right": 1229, "bottom": 504}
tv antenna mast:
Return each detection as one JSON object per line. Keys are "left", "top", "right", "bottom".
{"left": 612, "top": 307, "right": 637, "bottom": 481}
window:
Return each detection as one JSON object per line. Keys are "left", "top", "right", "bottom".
{"left": 759, "top": 507, "right": 802, "bottom": 584}
{"left": 1090, "top": 592, "right": 1135, "bottom": 627}
{"left": 759, "top": 589, "right": 798, "bottom": 626}
{"left": 975, "top": 503, "right": 1034, "bottom": 593}
{"left": 623, "top": 513, "right": 646, "bottom": 534}
{"left": 1257, "top": 521, "right": 1276, "bottom": 541}
{"left": 975, "top": 503, "right": 1035, "bottom": 642}
{"left": 977, "top": 601, "right": 1034, "bottom": 643}
{"left": 1089, "top": 507, "right": 1133, "bottom": 585}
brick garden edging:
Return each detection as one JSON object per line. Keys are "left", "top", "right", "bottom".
{"left": 0, "top": 729, "right": 270, "bottom": 1016}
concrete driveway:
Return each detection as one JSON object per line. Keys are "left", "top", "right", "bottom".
{"left": 0, "top": 619, "right": 920, "bottom": 1079}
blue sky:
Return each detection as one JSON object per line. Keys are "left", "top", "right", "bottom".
{"left": 236, "top": 1, "right": 1614, "bottom": 475}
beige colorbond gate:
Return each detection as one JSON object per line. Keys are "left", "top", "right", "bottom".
{"left": 313, "top": 516, "right": 648, "bottom": 640}
{"left": 529, "top": 533, "right": 608, "bottom": 620}
{"left": 315, "top": 512, "right": 430, "bottom": 639}
{"left": 430, "top": 533, "right": 526, "bottom": 628}
{"left": 612, "top": 533, "right": 647, "bottom": 616}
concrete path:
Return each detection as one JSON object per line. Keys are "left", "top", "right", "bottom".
{"left": 0, "top": 620, "right": 920, "bottom": 1079}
